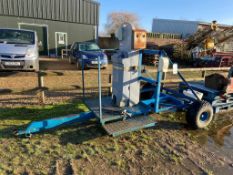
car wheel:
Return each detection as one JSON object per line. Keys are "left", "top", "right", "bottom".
{"left": 76, "top": 60, "right": 81, "bottom": 70}
{"left": 69, "top": 56, "right": 74, "bottom": 64}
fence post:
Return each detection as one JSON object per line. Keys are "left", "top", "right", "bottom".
{"left": 38, "top": 72, "right": 45, "bottom": 104}
{"left": 61, "top": 49, "right": 64, "bottom": 59}
{"left": 202, "top": 70, "right": 206, "bottom": 79}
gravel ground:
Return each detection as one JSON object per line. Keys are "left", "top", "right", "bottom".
{"left": 0, "top": 58, "right": 111, "bottom": 105}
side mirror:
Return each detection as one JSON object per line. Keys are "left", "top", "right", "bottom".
{"left": 173, "top": 63, "right": 178, "bottom": 75}
{"left": 38, "top": 41, "right": 43, "bottom": 47}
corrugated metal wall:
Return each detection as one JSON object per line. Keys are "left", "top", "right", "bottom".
{"left": 0, "top": 0, "right": 99, "bottom": 25}
{"left": 152, "top": 19, "right": 199, "bottom": 38}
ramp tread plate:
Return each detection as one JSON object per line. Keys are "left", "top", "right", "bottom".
{"left": 85, "top": 97, "right": 124, "bottom": 122}
{"left": 103, "top": 116, "right": 156, "bottom": 137}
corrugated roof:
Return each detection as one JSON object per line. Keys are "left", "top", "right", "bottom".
{"left": 0, "top": 0, "right": 99, "bottom": 25}
{"left": 152, "top": 18, "right": 200, "bottom": 38}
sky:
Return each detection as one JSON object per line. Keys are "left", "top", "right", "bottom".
{"left": 97, "top": 0, "right": 233, "bottom": 33}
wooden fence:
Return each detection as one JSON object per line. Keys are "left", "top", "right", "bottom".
{"left": 0, "top": 67, "right": 230, "bottom": 104}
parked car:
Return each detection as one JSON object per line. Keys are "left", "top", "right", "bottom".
{"left": 0, "top": 28, "right": 39, "bottom": 71}
{"left": 69, "top": 42, "right": 108, "bottom": 69}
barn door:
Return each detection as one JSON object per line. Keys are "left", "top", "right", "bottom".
{"left": 20, "top": 24, "right": 48, "bottom": 56}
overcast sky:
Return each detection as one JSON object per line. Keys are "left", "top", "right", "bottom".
{"left": 98, "top": 0, "right": 233, "bottom": 32}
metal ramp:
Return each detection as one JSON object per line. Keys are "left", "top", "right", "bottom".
{"left": 85, "top": 96, "right": 157, "bottom": 136}
{"left": 103, "top": 116, "right": 156, "bottom": 137}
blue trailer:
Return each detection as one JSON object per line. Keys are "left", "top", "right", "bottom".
{"left": 16, "top": 24, "right": 233, "bottom": 137}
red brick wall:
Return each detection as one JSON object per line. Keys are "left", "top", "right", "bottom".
{"left": 147, "top": 38, "right": 183, "bottom": 47}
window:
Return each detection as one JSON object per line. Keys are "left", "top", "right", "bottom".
{"left": 0, "top": 29, "right": 35, "bottom": 44}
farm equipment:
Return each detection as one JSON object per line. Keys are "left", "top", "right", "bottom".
{"left": 16, "top": 24, "right": 233, "bottom": 137}
{"left": 188, "top": 21, "right": 233, "bottom": 67}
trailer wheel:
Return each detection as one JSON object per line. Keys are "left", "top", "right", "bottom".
{"left": 186, "top": 101, "right": 213, "bottom": 129}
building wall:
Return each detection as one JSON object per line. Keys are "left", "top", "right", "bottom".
{"left": 0, "top": 0, "right": 99, "bottom": 26}
{"left": 0, "top": 0, "right": 99, "bottom": 56}
{"left": 152, "top": 19, "right": 199, "bottom": 38}
{"left": 0, "top": 16, "right": 96, "bottom": 56}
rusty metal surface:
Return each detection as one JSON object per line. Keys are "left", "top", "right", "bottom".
{"left": 133, "top": 29, "right": 147, "bottom": 49}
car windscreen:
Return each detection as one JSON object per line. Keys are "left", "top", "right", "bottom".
{"left": 79, "top": 43, "right": 100, "bottom": 51}
{"left": 0, "top": 29, "right": 35, "bottom": 45}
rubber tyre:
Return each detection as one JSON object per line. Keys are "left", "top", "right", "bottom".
{"left": 69, "top": 56, "right": 73, "bottom": 64}
{"left": 76, "top": 61, "right": 81, "bottom": 70}
{"left": 186, "top": 101, "right": 213, "bottom": 129}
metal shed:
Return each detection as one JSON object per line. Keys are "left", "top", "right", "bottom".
{"left": 0, "top": 0, "right": 100, "bottom": 56}
{"left": 152, "top": 18, "right": 199, "bottom": 39}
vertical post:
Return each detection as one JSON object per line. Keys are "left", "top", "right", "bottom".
{"left": 38, "top": 72, "right": 45, "bottom": 104}
{"left": 161, "top": 72, "right": 167, "bottom": 88}
{"left": 81, "top": 57, "right": 85, "bottom": 100}
{"left": 202, "top": 70, "right": 206, "bottom": 79}
{"left": 138, "top": 50, "right": 143, "bottom": 77}
{"left": 154, "top": 53, "right": 163, "bottom": 113}
{"left": 98, "top": 56, "right": 103, "bottom": 123}
{"left": 108, "top": 74, "right": 112, "bottom": 96}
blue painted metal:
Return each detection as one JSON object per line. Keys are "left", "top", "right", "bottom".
{"left": 143, "top": 49, "right": 162, "bottom": 55}
{"left": 200, "top": 112, "right": 209, "bottom": 122}
{"left": 81, "top": 57, "right": 85, "bottom": 100}
{"left": 139, "top": 76, "right": 157, "bottom": 85}
{"left": 125, "top": 103, "right": 152, "bottom": 117}
{"left": 98, "top": 56, "right": 103, "bottom": 124}
{"left": 138, "top": 50, "right": 143, "bottom": 77}
{"left": 16, "top": 48, "right": 211, "bottom": 137}
{"left": 136, "top": 49, "right": 198, "bottom": 115}
{"left": 154, "top": 59, "right": 163, "bottom": 113}
{"left": 179, "top": 81, "right": 233, "bottom": 113}
{"left": 16, "top": 112, "right": 95, "bottom": 136}
{"left": 163, "top": 87, "right": 195, "bottom": 102}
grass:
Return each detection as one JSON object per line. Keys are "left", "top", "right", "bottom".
{"left": 0, "top": 101, "right": 150, "bottom": 174}
{"left": 0, "top": 101, "right": 99, "bottom": 174}
{"left": 0, "top": 98, "right": 225, "bottom": 174}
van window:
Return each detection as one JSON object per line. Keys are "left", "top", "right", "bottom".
{"left": 0, "top": 29, "right": 35, "bottom": 45}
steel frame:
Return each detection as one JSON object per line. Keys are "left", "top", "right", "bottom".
{"left": 126, "top": 49, "right": 198, "bottom": 117}
{"left": 16, "top": 49, "right": 201, "bottom": 137}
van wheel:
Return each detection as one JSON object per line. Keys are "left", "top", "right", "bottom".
{"left": 186, "top": 101, "right": 214, "bottom": 129}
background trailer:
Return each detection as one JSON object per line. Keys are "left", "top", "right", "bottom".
{"left": 0, "top": 0, "right": 99, "bottom": 56}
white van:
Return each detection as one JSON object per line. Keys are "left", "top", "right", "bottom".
{"left": 0, "top": 28, "right": 39, "bottom": 71}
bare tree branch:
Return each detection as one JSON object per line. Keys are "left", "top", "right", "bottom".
{"left": 105, "top": 12, "right": 140, "bottom": 35}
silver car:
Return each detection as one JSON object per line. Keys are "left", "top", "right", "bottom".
{"left": 0, "top": 28, "right": 39, "bottom": 71}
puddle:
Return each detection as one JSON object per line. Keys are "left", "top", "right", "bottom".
{"left": 191, "top": 114, "right": 233, "bottom": 146}
{"left": 191, "top": 113, "right": 233, "bottom": 159}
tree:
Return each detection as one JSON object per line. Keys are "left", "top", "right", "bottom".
{"left": 105, "top": 12, "right": 140, "bottom": 35}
